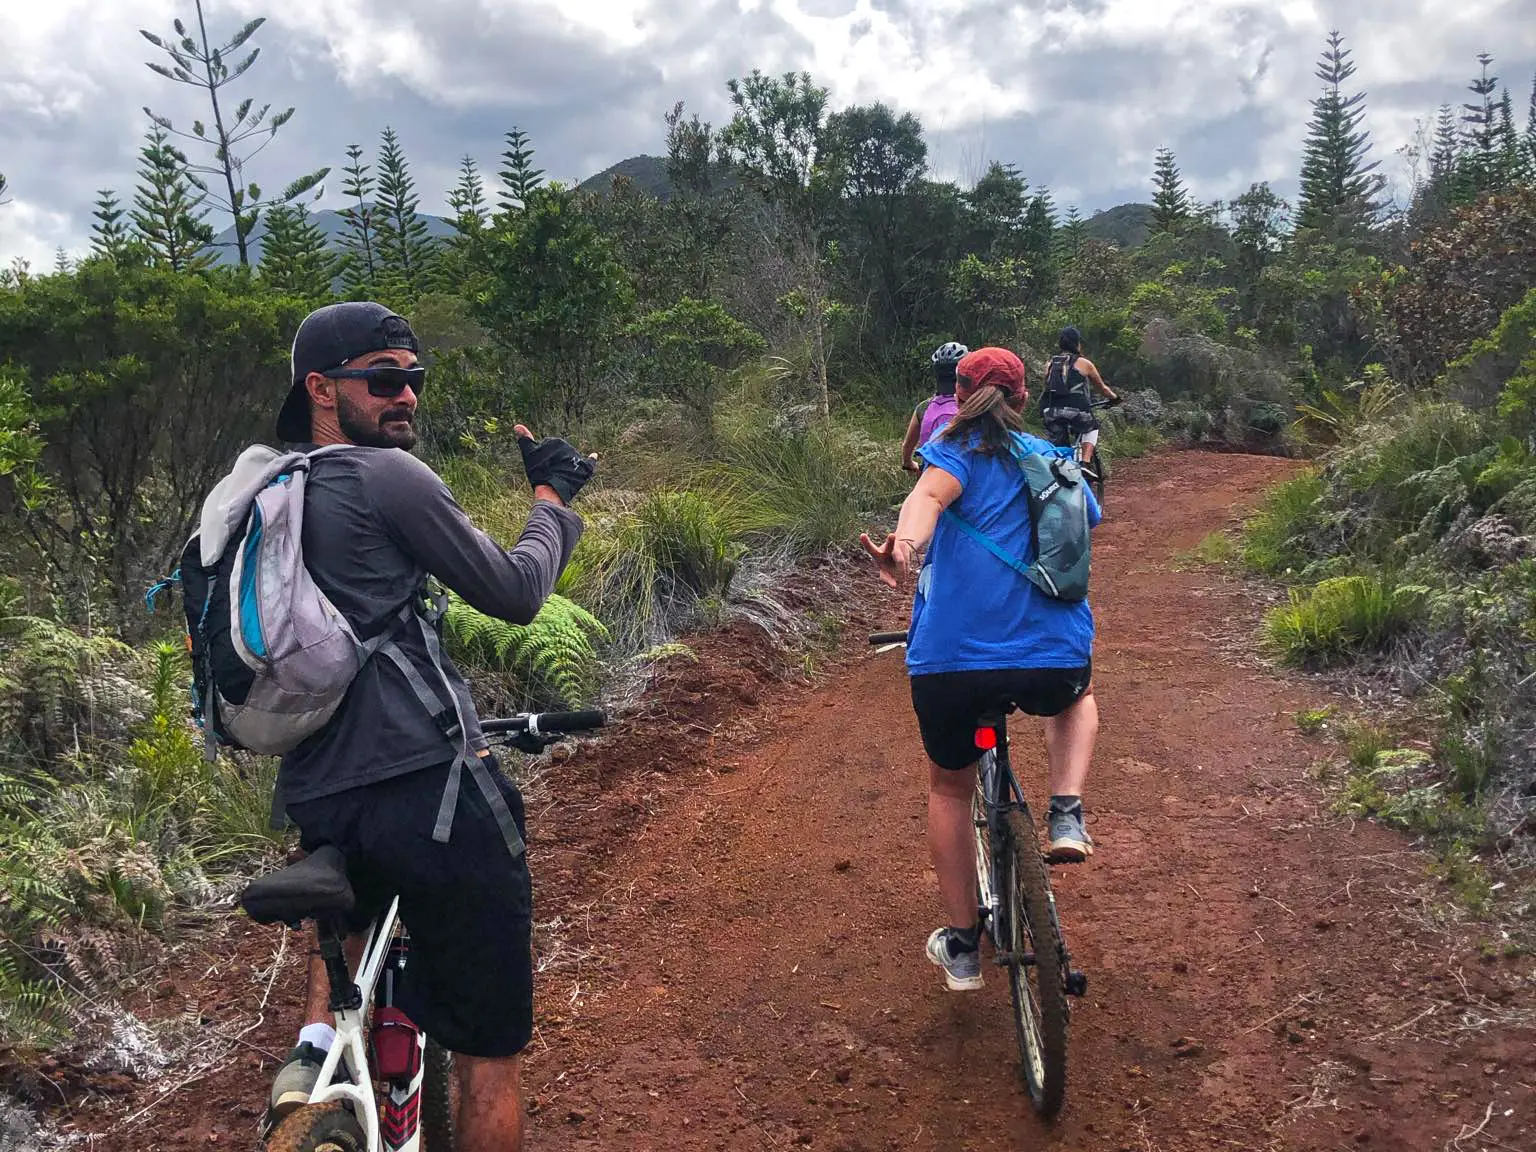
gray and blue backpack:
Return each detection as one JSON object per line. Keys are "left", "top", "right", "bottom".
{"left": 944, "top": 451, "right": 1093, "bottom": 602}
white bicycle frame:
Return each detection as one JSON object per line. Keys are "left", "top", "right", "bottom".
{"left": 307, "top": 897, "right": 430, "bottom": 1152}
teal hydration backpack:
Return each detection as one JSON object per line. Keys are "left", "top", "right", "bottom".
{"left": 943, "top": 452, "right": 1092, "bottom": 601}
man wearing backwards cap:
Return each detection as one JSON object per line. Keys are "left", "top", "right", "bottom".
{"left": 862, "top": 346, "right": 1101, "bottom": 994}
{"left": 267, "top": 301, "right": 596, "bottom": 1150}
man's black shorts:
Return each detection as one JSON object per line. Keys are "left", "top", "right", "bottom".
{"left": 287, "top": 756, "right": 533, "bottom": 1059}
{"left": 911, "top": 665, "right": 1093, "bottom": 770}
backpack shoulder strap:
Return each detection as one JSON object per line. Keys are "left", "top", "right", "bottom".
{"left": 375, "top": 597, "right": 526, "bottom": 861}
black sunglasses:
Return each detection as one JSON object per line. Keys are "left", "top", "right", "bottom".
{"left": 323, "top": 365, "right": 427, "bottom": 398}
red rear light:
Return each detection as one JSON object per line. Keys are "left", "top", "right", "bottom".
{"left": 973, "top": 727, "right": 997, "bottom": 750}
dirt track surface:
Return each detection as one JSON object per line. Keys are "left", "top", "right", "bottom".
{"left": 66, "top": 451, "right": 1536, "bottom": 1151}
{"left": 524, "top": 452, "right": 1536, "bottom": 1152}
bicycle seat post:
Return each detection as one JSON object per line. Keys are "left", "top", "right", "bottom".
{"left": 317, "top": 917, "right": 363, "bottom": 1012}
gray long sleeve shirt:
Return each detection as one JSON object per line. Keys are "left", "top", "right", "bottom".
{"left": 278, "top": 445, "right": 583, "bottom": 804}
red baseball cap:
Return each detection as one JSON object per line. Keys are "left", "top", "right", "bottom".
{"left": 955, "top": 347, "right": 1028, "bottom": 405}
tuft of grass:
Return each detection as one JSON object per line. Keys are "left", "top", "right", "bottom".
{"left": 1294, "top": 705, "right": 1334, "bottom": 735}
{"left": 1342, "top": 718, "right": 1392, "bottom": 772}
{"left": 1174, "top": 531, "right": 1237, "bottom": 569}
{"left": 708, "top": 406, "right": 907, "bottom": 553}
{"left": 1241, "top": 470, "right": 1325, "bottom": 576}
{"left": 1262, "top": 575, "right": 1425, "bottom": 667}
{"left": 1104, "top": 425, "right": 1164, "bottom": 461}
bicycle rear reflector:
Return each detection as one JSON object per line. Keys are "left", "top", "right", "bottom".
{"left": 974, "top": 727, "right": 998, "bottom": 751}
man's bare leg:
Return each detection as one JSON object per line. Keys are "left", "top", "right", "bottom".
{"left": 457, "top": 1053, "right": 525, "bottom": 1152}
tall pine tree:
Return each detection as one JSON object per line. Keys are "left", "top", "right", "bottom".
{"left": 1496, "top": 87, "right": 1526, "bottom": 185}
{"left": 447, "top": 155, "right": 489, "bottom": 241}
{"left": 338, "top": 143, "right": 380, "bottom": 297}
{"left": 1021, "top": 189, "right": 1058, "bottom": 304}
{"left": 90, "top": 190, "right": 134, "bottom": 263}
{"left": 497, "top": 128, "right": 544, "bottom": 214}
{"left": 1460, "top": 53, "right": 1502, "bottom": 197}
{"left": 1526, "top": 73, "right": 1536, "bottom": 174}
{"left": 1150, "top": 147, "right": 1191, "bottom": 234}
{"left": 1055, "top": 205, "right": 1088, "bottom": 263}
{"left": 130, "top": 125, "right": 213, "bottom": 272}
{"left": 139, "top": 3, "right": 327, "bottom": 266}
{"left": 1296, "top": 30, "right": 1385, "bottom": 238}
{"left": 0, "top": 172, "right": 9, "bottom": 207}
{"left": 373, "top": 127, "right": 437, "bottom": 300}
{"left": 260, "top": 200, "right": 340, "bottom": 296}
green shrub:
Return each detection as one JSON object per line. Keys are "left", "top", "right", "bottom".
{"left": 1241, "top": 470, "right": 1325, "bottom": 575}
{"left": 1262, "top": 575, "right": 1426, "bottom": 667}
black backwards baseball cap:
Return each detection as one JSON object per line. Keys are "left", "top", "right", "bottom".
{"left": 276, "top": 301, "right": 421, "bottom": 442}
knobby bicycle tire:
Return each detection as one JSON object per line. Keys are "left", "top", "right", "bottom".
{"left": 265, "top": 1101, "right": 366, "bottom": 1152}
{"left": 421, "top": 1039, "right": 457, "bottom": 1151}
{"left": 1001, "top": 809, "right": 1070, "bottom": 1116}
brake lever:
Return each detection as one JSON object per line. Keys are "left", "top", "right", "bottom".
{"left": 506, "top": 731, "right": 564, "bottom": 755}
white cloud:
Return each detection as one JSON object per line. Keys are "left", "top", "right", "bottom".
{"left": 1, "top": 0, "right": 1534, "bottom": 262}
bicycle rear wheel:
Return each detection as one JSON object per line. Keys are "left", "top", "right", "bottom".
{"left": 421, "top": 1039, "right": 457, "bottom": 1151}
{"left": 999, "top": 809, "right": 1070, "bottom": 1116}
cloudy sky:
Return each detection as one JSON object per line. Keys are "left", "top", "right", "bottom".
{"left": 2, "top": 0, "right": 1533, "bottom": 267}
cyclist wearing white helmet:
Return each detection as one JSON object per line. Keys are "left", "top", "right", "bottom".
{"left": 901, "top": 341, "right": 970, "bottom": 473}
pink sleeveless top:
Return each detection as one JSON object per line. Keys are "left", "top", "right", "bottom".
{"left": 918, "top": 395, "right": 958, "bottom": 447}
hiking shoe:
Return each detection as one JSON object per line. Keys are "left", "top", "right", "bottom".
{"left": 267, "top": 1041, "right": 326, "bottom": 1121}
{"left": 926, "top": 927, "right": 984, "bottom": 992}
{"left": 1046, "top": 805, "right": 1094, "bottom": 862}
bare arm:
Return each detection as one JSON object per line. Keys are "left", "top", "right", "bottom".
{"left": 1078, "top": 357, "right": 1117, "bottom": 400}
{"left": 860, "top": 465, "right": 963, "bottom": 588}
{"left": 899, "top": 411, "right": 922, "bottom": 472}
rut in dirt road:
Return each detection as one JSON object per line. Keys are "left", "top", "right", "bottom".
{"left": 527, "top": 451, "right": 1536, "bottom": 1152}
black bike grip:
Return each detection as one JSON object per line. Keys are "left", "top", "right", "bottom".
{"left": 868, "top": 630, "right": 909, "bottom": 646}
{"left": 532, "top": 709, "right": 607, "bottom": 732}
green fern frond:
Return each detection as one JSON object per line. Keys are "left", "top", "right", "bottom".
{"left": 443, "top": 594, "right": 609, "bottom": 706}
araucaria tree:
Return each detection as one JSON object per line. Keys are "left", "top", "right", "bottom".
{"left": 139, "top": 2, "right": 328, "bottom": 265}
{"left": 1150, "top": 148, "right": 1190, "bottom": 234}
{"left": 1296, "top": 30, "right": 1385, "bottom": 238}
{"left": 130, "top": 125, "right": 213, "bottom": 272}
{"left": 373, "top": 128, "right": 438, "bottom": 301}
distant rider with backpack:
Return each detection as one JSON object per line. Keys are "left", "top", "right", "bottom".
{"left": 1039, "top": 326, "right": 1118, "bottom": 465}
{"left": 240, "top": 302, "right": 596, "bottom": 1150}
{"left": 861, "top": 347, "right": 1102, "bottom": 993}
{"left": 900, "top": 341, "right": 969, "bottom": 473}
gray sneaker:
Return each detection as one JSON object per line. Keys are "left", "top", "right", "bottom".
{"left": 267, "top": 1041, "right": 326, "bottom": 1121}
{"left": 1046, "top": 805, "right": 1094, "bottom": 862}
{"left": 926, "top": 927, "right": 984, "bottom": 991}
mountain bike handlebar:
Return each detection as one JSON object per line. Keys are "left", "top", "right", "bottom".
{"left": 868, "top": 630, "right": 910, "bottom": 646}
{"left": 481, "top": 709, "right": 607, "bottom": 736}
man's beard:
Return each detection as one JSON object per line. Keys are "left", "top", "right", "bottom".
{"left": 337, "top": 391, "right": 417, "bottom": 450}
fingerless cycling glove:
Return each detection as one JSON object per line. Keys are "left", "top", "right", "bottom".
{"left": 518, "top": 434, "right": 597, "bottom": 504}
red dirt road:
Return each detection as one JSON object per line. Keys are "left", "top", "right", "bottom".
{"left": 68, "top": 451, "right": 1536, "bottom": 1151}
{"left": 524, "top": 452, "right": 1536, "bottom": 1152}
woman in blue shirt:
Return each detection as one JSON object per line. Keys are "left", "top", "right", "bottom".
{"left": 860, "top": 346, "right": 1101, "bottom": 992}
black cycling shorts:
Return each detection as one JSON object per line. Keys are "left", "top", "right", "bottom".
{"left": 287, "top": 756, "right": 534, "bottom": 1059}
{"left": 1042, "top": 406, "right": 1099, "bottom": 445}
{"left": 911, "top": 665, "right": 1093, "bottom": 771}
